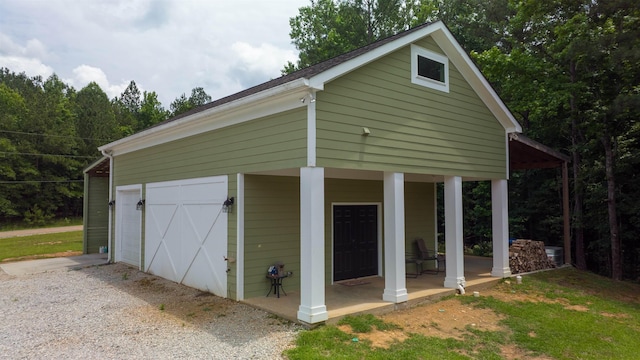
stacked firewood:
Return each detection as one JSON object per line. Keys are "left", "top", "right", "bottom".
{"left": 509, "top": 239, "right": 556, "bottom": 274}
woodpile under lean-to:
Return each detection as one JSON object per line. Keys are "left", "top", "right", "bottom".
{"left": 509, "top": 239, "right": 557, "bottom": 274}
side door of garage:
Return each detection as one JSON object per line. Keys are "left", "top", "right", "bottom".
{"left": 115, "top": 185, "right": 142, "bottom": 268}
{"left": 333, "top": 204, "right": 378, "bottom": 282}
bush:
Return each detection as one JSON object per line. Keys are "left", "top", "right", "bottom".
{"left": 24, "top": 205, "right": 54, "bottom": 226}
{"left": 471, "top": 241, "right": 493, "bottom": 257}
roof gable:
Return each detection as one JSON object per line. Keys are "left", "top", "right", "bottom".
{"left": 306, "top": 21, "right": 521, "bottom": 133}
{"left": 100, "top": 21, "right": 521, "bottom": 155}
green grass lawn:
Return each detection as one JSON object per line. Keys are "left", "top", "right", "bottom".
{"left": 285, "top": 268, "right": 640, "bottom": 359}
{"left": 0, "top": 231, "right": 83, "bottom": 262}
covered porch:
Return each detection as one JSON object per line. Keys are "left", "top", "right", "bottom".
{"left": 243, "top": 256, "right": 496, "bottom": 324}
{"left": 239, "top": 168, "right": 511, "bottom": 325}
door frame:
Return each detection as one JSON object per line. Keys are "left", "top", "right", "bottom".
{"left": 115, "top": 184, "right": 143, "bottom": 269}
{"left": 331, "top": 202, "right": 382, "bottom": 283}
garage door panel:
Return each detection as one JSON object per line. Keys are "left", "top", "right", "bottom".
{"left": 147, "top": 204, "right": 179, "bottom": 240}
{"left": 203, "top": 217, "right": 227, "bottom": 253}
{"left": 148, "top": 185, "right": 181, "bottom": 203}
{"left": 145, "top": 176, "right": 228, "bottom": 298}
{"left": 181, "top": 180, "right": 226, "bottom": 201}
{"left": 166, "top": 220, "right": 185, "bottom": 278}
{"left": 183, "top": 204, "right": 221, "bottom": 242}
{"left": 179, "top": 213, "right": 201, "bottom": 279}
{"left": 182, "top": 251, "right": 222, "bottom": 293}
{"left": 148, "top": 243, "right": 178, "bottom": 282}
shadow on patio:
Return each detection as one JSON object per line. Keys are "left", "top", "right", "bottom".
{"left": 243, "top": 256, "right": 500, "bottom": 324}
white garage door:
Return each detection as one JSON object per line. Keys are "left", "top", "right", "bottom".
{"left": 145, "top": 176, "right": 228, "bottom": 297}
{"left": 115, "top": 186, "right": 142, "bottom": 267}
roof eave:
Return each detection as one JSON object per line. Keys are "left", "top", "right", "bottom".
{"left": 83, "top": 156, "right": 109, "bottom": 174}
{"left": 99, "top": 77, "right": 311, "bottom": 155}
{"left": 308, "top": 22, "right": 446, "bottom": 89}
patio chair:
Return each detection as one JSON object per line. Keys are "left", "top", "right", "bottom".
{"left": 415, "top": 237, "right": 445, "bottom": 274}
{"left": 406, "top": 251, "right": 420, "bottom": 278}
{"left": 406, "top": 238, "right": 429, "bottom": 278}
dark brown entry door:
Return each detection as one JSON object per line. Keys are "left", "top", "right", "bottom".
{"left": 333, "top": 205, "right": 378, "bottom": 281}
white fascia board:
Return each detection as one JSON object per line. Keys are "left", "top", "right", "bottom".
{"left": 99, "top": 78, "right": 310, "bottom": 156}
{"left": 308, "top": 22, "right": 445, "bottom": 89}
{"left": 430, "top": 28, "right": 522, "bottom": 134}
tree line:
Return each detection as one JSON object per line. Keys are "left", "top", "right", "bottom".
{"left": 286, "top": 0, "right": 639, "bottom": 280}
{"left": 0, "top": 69, "right": 211, "bottom": 226}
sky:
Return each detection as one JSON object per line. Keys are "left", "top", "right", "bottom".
{"left": 0, "top": 0, "right": 310, "bottom": 108}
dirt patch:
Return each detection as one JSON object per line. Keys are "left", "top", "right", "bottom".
{"left": 34, "top": 241, "right": 63, "bottom": 245}
{"left": 381, "top": 296, "right": 504, "bottom": 340}
{"left": 501, "top": 344, "right": 553, "bottom": 360}
{"left": 344, "top": 286, "right": 556, "bottom": 359}
{"left": 109, "top": 264, "right": 238, "bottom": 326}
{"left": 337, "top": 296, "right": 504, "bottom": 349}
{"left": 564, "top": 304, "right": 589, "bottom": 312}
{"left": 480, "top": 280, "right": 556, "bottom": 304}
{"left": 337, "top": 324, "right": 407, "bottom": 349}
{"left": 338, "top": 292, "right": 554, "bottom": 359}
{"left": 600, "top": 312, "right": 631, "bottom": 319}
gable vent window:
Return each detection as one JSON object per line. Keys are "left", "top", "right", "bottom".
{"left": 418, "top": 56, "right": 444, "bottom": 82}
{"left": 411, "top": 45, "right": 449, "bottom": 93}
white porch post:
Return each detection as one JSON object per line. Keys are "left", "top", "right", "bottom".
{"left": 444, "top": 176, "right": 466, "bottom": 289}
{"left": 382, "top": 172, "right": 409, "bottom": 303}
{"left": 491, "top": 179, "right": 512, "bottom": 277}
{"left": 297, "top": 167, "right": 328, "bottom": 324}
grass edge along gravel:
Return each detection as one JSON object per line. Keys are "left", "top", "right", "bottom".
{"left": 284, "top": 267, "right": 640, "bottom": 360}
{"left": 0, "top": 231, "right": 83, "bottom": 262}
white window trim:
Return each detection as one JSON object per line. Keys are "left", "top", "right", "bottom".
{"left": 411, "top": 44, "right": 449, "bottom": 93}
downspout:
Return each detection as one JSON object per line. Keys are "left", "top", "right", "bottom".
{"left": 102, "top": 149, "right": 114, "bottom": 264}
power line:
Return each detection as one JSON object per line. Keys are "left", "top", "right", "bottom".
{"left": 0, "top": 180, "right": 84, "bottom": 184}
{"left": 0, "top": 151, "right": 97, "bottom": 159}
{"left": 0, "top": 130, "right": 114, "bottom": 142}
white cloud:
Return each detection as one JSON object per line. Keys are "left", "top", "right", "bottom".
{"left": 0, "top": 0, "right": 309, "bottom": 106}
{"left": 0, "top": 33, "right": 49, "bottom": 58}
{"left": 0, "top": 55, "right": 53, "bottom": 78}
{"left": 0, "top": 33, "right": 53, "bottom": 78}
{"left": 23, "top": 39, "right": 49, "bottom": 59}
{"left": 232, "top": 42, "right": 297, "bottom": 76}
{"left": 228, "top": 42, "right": 298, "bottom": 89}
{"left": 68, "top": 65, "right": 130, "bottom": 99}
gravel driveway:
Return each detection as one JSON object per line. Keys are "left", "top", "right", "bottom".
{"left": 0, "top": 263, "right": 301, "bottom": 359}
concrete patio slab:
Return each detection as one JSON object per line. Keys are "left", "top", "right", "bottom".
{"left": 243, "top": 256, "right": 501, "bottom": 325}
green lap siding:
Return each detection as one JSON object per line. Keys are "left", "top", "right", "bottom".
{"left": 243, "top": 175, "right": 300, "bottom": 299}
{"left": 324, "top": 179, "right": 383, "bottom": 281}
{"left": 83, "top": 175, "right": 109, "bottom": 254}
{"left": 110, "top": 109, "right": 305, "bottom": 298}
{"left": 242, "top": 176, "right": 437, "bottom": 298}
{"left": 316, "top": 36, "right": 507, "bottom": 179}
{"left": 226, "top": 176, "right": 238, "bottom": 299}
{"left": 113, "top": 108, "right": 307, "bottom": 186}
{"left": 405, "top": 182, "right": 438, "bottom": 270}
{"left": 324, "top": 179, "right": 436, "bottom": 280}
